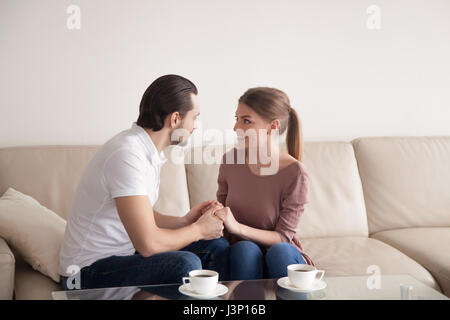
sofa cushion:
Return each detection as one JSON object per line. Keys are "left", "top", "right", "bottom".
{"left": 301, "top": 236, "right": 440, "bottom": 292}
{"left": 0, "top": 188, "right": 66, "bottom": 283}
{"left": 371, "top": 227, "right": 450, "bottom": 296}
{"left": 185, "top": 142, "right": 369, "bottom": 239}
{"left": 352, "top": 137, "right": 450, "bottom": 234}
{"left": 14, "top": 254, "right": 61, "bottom": 300}
{"left": 0, "top": 146, "right": 99, "bottom": 219}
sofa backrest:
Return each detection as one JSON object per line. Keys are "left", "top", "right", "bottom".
{"left": 184, "top": 142, "right": 369, "bottom": 239}
{"left": 0, "top": 146, "right": 99, "bottom": 219}
{"left": 184, "top": 144, "right": 234, "bottom": 211}
{"left": 2, "top": 138, "right": 447, "bottom": 239}
{"left": 0, "top": 145, "right": 190, "bottom": 220}
{"left": 352, "top": 137, "right": 450, "bottom": 235}
{"left": 153, "top": 146, "right": 191, "bottom": 216}
{"left": 299, "top": 142, "right": 368, "bottom": 238}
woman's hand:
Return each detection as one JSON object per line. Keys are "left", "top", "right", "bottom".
{"left": 184, "top": 200, "right": 223, "bottom": 225}
{"left": 214, "top": 206, "right": 242, "bottom": 235}
{"left": 200, "top": 200, "right": 223, "bottom": 215}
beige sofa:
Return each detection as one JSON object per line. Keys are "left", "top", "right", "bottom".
{"left": 0, "top": 137, "right": 449, "bottom": 300}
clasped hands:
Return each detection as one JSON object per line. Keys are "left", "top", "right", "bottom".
{"left": 185, "top": 200, "right": 241, "bottom": 239}
{"left": 204, "top": 200, "right": 242, "bottom": 236}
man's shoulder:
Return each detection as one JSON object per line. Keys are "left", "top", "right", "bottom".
{"left": 100, "top": 131, "right": 146, "bottom": 162}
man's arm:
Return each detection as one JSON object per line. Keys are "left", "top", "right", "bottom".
{"left": 115, "top": 196, "right": 223, "bottom": 257}
{"left": 153, "top": 209, "right": 187, "bottom": 229}
{"left": 153, "top": 200, "right": 223, "bottom": 229}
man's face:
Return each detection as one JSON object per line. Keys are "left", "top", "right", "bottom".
{"left": 171, "top": 93, "right": 200, "bottom": 146}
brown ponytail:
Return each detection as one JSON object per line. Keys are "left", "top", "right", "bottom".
{"left": 286, "top": 107, "right": 303, "bottom": 162}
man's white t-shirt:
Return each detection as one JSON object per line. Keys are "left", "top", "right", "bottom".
{"left": 59, "top": 122, "right": 167, "bottom": 277}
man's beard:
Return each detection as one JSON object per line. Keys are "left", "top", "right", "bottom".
{"left": 175, "top": 136, "right": 190, "bottom": 147}
{"left": 170, "top": 122, "right": 192, "bottom": 147}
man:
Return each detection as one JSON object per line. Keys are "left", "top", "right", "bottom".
{"left": 59, "top": 74, "right": 228, "bottom": 290}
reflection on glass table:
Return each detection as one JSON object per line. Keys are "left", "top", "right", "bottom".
{"left": 52, "top": 274, "right": 449, "bottom": 300}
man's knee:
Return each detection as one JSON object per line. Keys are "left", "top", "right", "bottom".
{"left": 174, "top": 251, "right": 202, "bottom": 274}
{"left": 208, "top": 237, "right": 230, "bottom": 252}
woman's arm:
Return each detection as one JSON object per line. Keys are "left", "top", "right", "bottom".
{"left": 237, "top": 223, "right": 283, "bottom": 247}
{"left": 274, "top": 169, "right": 310, "bottom": 243}
{"left": 214, "top": 207, "right": 283, "bottom": 247}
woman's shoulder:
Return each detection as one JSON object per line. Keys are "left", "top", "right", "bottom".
{"left": 281, "top": 154, "right": 309, "bottom": 190}
{"left": 219, "top": 148, "right": 243, "bottom": 177}
{"left": 280, "top": 154, "right": 309, "bottom": 177}
{"left": 282, "top": 160, "right": 310, "bottom": 203}
{"left": 221, "top": 147, "right": 235, "bottom": 162}
{"left": 220, "top": 147, "right": 245, "bottom": 165}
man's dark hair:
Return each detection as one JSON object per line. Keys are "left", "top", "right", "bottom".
{"left": 137, "top": 74, "right": 198, "bottom": 131}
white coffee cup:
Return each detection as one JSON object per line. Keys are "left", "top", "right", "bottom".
{"left": 287, "top": 264, "right": 325, "bottom": 289}
{"left": 182, "top": 270, "right": 218, "bottom": 295}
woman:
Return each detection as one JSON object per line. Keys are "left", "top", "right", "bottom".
{"left": 214, "top": 87, "right": 314, "bottom": 281}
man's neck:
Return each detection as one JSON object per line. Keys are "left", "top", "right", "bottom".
{"left": 144, "top": 128, "right": 171, "bottom": 154}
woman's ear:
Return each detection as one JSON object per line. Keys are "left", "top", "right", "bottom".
{"left": 269, "top": 119, "right": 280, "bottom": 132}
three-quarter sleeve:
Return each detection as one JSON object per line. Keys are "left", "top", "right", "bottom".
{"left": 216, "top": 161, "right": 228, "bottom": 206}
{"left": 275, "top": 167, "right": 310, "bottom": 243}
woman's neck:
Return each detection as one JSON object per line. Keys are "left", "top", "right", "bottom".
{"left": 245, "top": 143, "right": 280, "bottom": 167}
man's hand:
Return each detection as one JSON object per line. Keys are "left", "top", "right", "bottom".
{"left": 200, "top": 200, "right": 223, "bottom": 215}
{"left": 184, "top": 200, "right": 224, "bottom": 225}
{"left": 194, "top": 205, "right": 224, "bottom": 240}
{"left": 214, "top": 206, "right": 242, "bottom": 235}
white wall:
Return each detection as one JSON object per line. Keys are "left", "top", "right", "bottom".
{"left": 1, "top": 0, "right": 450, "bottom": 148}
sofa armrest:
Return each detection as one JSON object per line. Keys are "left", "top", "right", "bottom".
{"left": 0, "top": 237, "right": 15, "bottom": 300}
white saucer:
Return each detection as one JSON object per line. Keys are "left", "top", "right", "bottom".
{"left": 277, "top": 277, "right": 327, "bottom": 292}
{"left": 178, "top": 283, "right": 228, "bottom": 299}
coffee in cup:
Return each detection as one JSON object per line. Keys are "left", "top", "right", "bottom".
{"left": 287, "top": 264, "right": 325, "bottom": 289}
{"left": 182, "top": 270, "right": 218, "bottom": 295}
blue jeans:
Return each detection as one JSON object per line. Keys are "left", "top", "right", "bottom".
{"left": 229, "top": 241, "right": 306, "bottom": 280}
{"left": 60, "top": 237, "right": 229, "bottom": 290}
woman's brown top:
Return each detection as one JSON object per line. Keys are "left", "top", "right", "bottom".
{"left": 216, "top": 148, "right": 314, "bottom": 266}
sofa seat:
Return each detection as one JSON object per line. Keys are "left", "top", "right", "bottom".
{"left": 371, "top": 227, "right": 450, "bottom": 296}
{"left": 0, "top": 238, "right": 14, "bottom": 300}
{"left": 14, "top": 236, "right": 442, "bottom": 300}
{"left": 14, "top": 255, "right": 61, "bottom": 300}
{"left": 301, "top": 236, "right": 441, "bottom": 292}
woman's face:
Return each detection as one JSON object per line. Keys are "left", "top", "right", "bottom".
{"left": 234, "top": 102, "right": 274, "bottom": 150}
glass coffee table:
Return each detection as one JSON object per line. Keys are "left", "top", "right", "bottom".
{"left": 52, "top": 274, "right": 448, "bottom": 300}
